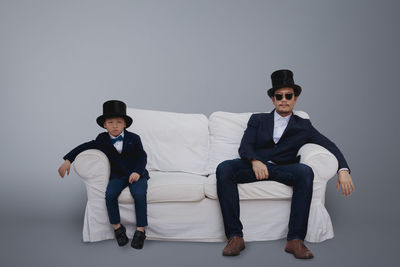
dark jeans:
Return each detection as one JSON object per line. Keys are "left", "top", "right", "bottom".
{"left": 105, "top": 174, "right": 148, "bottom": 227}
{"left": 216, "top": 159, "right": 314, "bottom": 241}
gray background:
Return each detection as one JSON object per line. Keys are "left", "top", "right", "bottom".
{"left": 0, "top": 0, "right": 399, "bottom": 266}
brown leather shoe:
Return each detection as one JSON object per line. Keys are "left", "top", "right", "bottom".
{"left": 222, "top": 236, "right": 245, "bottom": 256}
{"left": 285, "top": 239, "right": 314, "bottom": 259}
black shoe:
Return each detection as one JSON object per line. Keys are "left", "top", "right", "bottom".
{"left": 131, "top": 230, "right": 146, "bottom": 249}
{"left": 114, "top": 224, "right": 129, "bottom": 247}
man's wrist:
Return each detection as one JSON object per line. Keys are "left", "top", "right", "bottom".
{"left": 338, "top": 168, "right": 349, "bottom": 173}
{"left": 250, "top": 159, "right": 259, "bottom": 165}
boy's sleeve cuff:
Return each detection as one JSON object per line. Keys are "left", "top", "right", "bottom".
{"left": 338, "top": 168, "right": 350, "bottom": 173}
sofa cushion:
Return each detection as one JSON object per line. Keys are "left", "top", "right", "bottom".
{"left": 118, "top": 171, "right": 206, "bottom": 204}
{"left": 126, "top": 108, "right": 209, "bottom": 175}
{"left": 204, "top": 174, "right": 293, "bottom": 200}
{"left": 207, "top": 110, "right": 310, "bottom": 174}
{"left": 207, "top": 111, "right": 252, "bottom": 174}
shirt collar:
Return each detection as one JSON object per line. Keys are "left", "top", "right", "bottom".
{"left": 109, "top": 131, "right": 124, "bottom": 139}
{"left": 274, "top": 110, "right": 291, "bottom": 122}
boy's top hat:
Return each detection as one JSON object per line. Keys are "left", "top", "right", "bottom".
{"left": 96, "top": 100, "right": 133, "bottom": 128}
{"left": 267, "top": 69, "right": 302, "bottom": 97}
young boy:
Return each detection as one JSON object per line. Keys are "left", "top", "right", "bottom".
{"left": 58, "top": 100, "right": 149, "bottom": 249}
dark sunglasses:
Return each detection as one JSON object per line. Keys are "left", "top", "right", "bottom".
{"left": 274, "top": 93, "right": 293, "bottom": 100}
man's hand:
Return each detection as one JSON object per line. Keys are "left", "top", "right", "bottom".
{"left": 58, "top": 160, "right": 71, "bottom": 178}
{"left": 129, "top": 172, "right": 141, "bottom": 184}
{"left": 337, "top": 170, "right": 354, "bottom": 196}
{"left": 251, "top": 160, "right": 269, "bottom": 180}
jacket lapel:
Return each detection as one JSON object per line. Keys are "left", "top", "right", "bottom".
{"left": 268, "top": 110, "right": 275, "bottom": 139}
{"left": 121, "top": 130, "right": 129, "bottom": 154}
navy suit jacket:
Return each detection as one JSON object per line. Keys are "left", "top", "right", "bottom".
{"left": 63, "top": 129, "right": 149, "bottom": 179}
{"left": 239, "top": 110, "right": 349, "bottom": 171}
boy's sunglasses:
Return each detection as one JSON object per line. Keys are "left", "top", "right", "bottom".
{"left": 274, "top": 93, "right": 293, "bottom": 101}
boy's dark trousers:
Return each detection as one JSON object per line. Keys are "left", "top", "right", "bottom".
{"left": 105, "top": 173, "right": 148, "bottom": 227}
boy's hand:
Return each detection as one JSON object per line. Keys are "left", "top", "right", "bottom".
{"left": 58, "top": 160, "right": 71, "bottom": 178}
{"left": 129, "top": 172, "right": 141, "bottom": 184}
{"left": 337, "top": 170, "right": 355, "bottom": 197}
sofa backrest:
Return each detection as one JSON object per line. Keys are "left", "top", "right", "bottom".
{"left": 126, "top": 108, "right": 209, "bottom": 175}
{"left": 207, "top": 110, "right": 309, "bottom": 174}
{"left": 126, "top": 108, "right": 309, "bottom": 176}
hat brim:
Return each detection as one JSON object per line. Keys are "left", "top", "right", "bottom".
{"left": 267, "top": 84, "right": 302, "bottom": 97}
{"left": 96, "top": 115, "right": 133, "bottom": 128}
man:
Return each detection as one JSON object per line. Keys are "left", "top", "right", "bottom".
{"left": 216, "top": 69, "right": 354, "bottom": 259}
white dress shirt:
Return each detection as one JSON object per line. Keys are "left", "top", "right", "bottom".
{"left": 109, "top": 132, "right": 124, "bottom": 154}
{"left": 273, "top": 110, "right": 291, "bottom": 144}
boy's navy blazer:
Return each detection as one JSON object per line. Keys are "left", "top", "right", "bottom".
{"left": 239, "top": 110, "right": 349, "bottom": 171}
{"left": 64, "top": 129, "right": 149, "bottom": 179}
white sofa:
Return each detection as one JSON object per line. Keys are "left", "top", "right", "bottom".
{"left": 73, "top": 108, "right": 338, "bottom": 243}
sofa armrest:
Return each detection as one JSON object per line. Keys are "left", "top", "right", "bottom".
{"left": 297, "top": 143, "right": 338, "bottom": 182}
{"left": 73, "top": 149, "right": 110, "bottom": 193}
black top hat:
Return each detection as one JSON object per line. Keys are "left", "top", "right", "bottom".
{"left": 96, "top": 100, "right": 133, "bottom": 128}
{"left": 267, "top": 69, "right": 302, "bottom": 97}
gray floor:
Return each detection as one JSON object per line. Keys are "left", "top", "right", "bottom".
{"left": 2, "top": 212, "right": 396, "bottom": 267}
{"left": 1, "top": 176, "right": 397, "bottom": 267}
